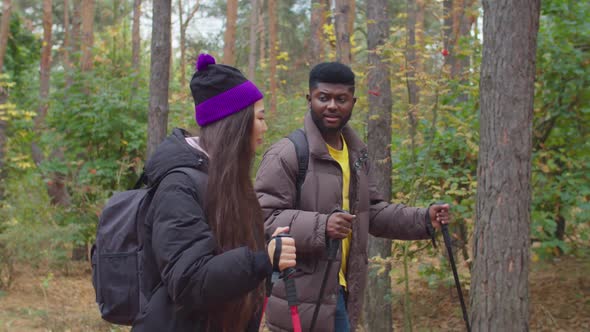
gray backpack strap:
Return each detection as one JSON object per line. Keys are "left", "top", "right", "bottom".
{"left": 286, "top": 128, "right": 309, "bottom": 209}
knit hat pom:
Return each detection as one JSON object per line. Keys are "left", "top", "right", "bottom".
{"left": 196, "top": 53, "right": 216, "bottom": 71}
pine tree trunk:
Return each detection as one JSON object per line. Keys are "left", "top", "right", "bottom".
{"left": 365, "top": 0, "right": 393, "bottom": 330}
{"left": 32, "top": 0, "right": 53, "bottom": 167}
{"left": 310, "top": 0, "right": 325, "bottom": 65}
{"left": 347, "top": 0, "right": 355, "bottom": 40}
{"left": 0, "top": 0, "right": 11, "bottom": 190}
{"left": 471, "top": 1, "right": 540, "bottom": 330}
{"left": 0, "top": 86, "right": 7, "bottom": 202}
{"left": 0, "top": 0, "right": 12, "bottom": 72}
{"left": 132, "top": 0, "right": 141, "bottom": 92}
{"left": 179, "top": 0, "right": 199, "bottom": 86}
{"left": 62, "top": 0, "right": 73, "bottom": 87}
{"left": 178, "top": 0, "right": 185, "bottom": 84}
{"left": 258, "top": 3, "right": 265, "bottom": 67}
{"left": 71, "top": 0, "right": 81, "bottom": 56}
{"left": 334, "top": 0, "right": 351, "bottom": 65}
{"left": 248, "top": 0, "right": 258, "bottom": 80}
{"left": 80, "top": 0, "right": 94, "bottom": 72}
{"left": 415, "top": 0, "right": 425, "bottom": 74}
{"left": 268, "top": 0, "right": 277, "bottom": 114}
{"left": 223, "top": 0, "right": 238, "bottom": 66}
{"left": 406, "top": 0, "right": 419, "bottom": 165}
{"left": 147, "top": 0, "right": 172, "bottom": 158}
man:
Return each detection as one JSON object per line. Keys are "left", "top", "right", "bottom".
{"left": 254, "top": 62, "right": 450, "bottom": 332}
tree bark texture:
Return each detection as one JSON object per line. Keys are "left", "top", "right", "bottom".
{"left": 132, "top": 0, "right": 141, "bottom": 90}
{"left": 310, "top": 0, "right": 325, "bottom": 65}
{"left": 471, "top": 1, "right": 540, "bottom": 331}
{"left": 0, "top": 0, "right": 12, "bottom": 72}
{"left": 268, "top": 0, "right": 277, "bottom": 113}
{"left": 248, "top": 0, "right": 258, "bottom": 80}
{"left": 147, "top": 0, "right": 172, "bottom": 158}
{"left": 365, "top": 0, "right": 393, "bottom": 330}
{"left": 80, "top": 0, "right": 94, "bottom": 72}
{"left": 334, "top": 0, "right": 352, "bottom": 65}
{"left": 223, "top": 0, "right": 238, "bottom": 66}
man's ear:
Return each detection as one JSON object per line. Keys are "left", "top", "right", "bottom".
{"left": 306, "top": 94, "right": 311, "bottom": 107}
{"left": 353, "top": 97, "right": 358, "bottom": 105}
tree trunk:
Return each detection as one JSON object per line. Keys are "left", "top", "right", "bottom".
{"left": 268, "top": 0, "right": 277, "bottom": 113}
{"left": 0, "top": 0, "right": 12, "bottom": 72}
{"left": 132, "top": 0, "right": 141, "bottom": 92}
{"left": 347, "top": 0, "right": 355, "bottom": 40}
{"left": 364, "top": 0, "right": 393, "bottom": 331}
{"left": 415, "top": 0, "right": 425, "bottom": 74}
{"left": 258, "top": 2, "right": 265, "bottom": 67}
{"left": 178, "top": 0, "right": 184, "bottom": 84}
{"left": 471, "top": 1, "right": 540, "bottom": 330}
{"left": 310, "top": 0, "right": 325, "bottom": 65}
{"left": 334, "top": 0, "right": 352, "bottom": 65}
{"left": 80, "top": 0, "right": 94, "bottom": 72}
{"left": 71, "top": 0, "right": 81, "bottom": 56}
{"left": 179, "top": 0, "right": 200, "bottom": 86}
{"left": 248, "top": 0, "right": 258, "bottom": 80}
{"left": 32, "top": 0, "right": 53, "bottom": 167}
{"left": 62, "top": 0, "right": 73, "bottom": 87}
{"left": 0, "top": 86, "right": 7, "bottom": 202}
{"left": 406, "top": 0, "right": 419, "bottom": 165}
{"left": 0, "top": 0, "right": 10, "bottom": 198}
{"left": 223, "top": 0, "right": 238, "bottom": 66}
{"left": 147, "top": 0, "right": 172, "bottom": 158}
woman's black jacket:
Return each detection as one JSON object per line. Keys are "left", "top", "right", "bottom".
{"left": 131, "top": 128, "right": 272, "bottom": 332}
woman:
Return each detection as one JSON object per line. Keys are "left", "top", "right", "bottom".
{"left": 132, "top": 54, "right": 296, "bottom": 332}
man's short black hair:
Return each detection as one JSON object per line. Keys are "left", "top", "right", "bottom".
{"left": 309, "top": 62, "right": 355, "bottom": 91}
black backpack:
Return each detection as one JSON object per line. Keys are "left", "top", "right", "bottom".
{"left": 287, "top": 128, "right": 309, "bottom": 208}
{"left": 91, "top": 167, "right": 202, "bottom": 325}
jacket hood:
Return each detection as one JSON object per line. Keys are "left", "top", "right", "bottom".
{"left": 144, "top": 128, "right": 208, "bottom": 186}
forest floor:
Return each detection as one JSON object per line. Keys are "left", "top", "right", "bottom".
{"left": 0, "top": 254, "right": 588, "bottom": 332}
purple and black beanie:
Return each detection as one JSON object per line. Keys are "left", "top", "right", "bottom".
{"left": 190, "top": 54, "right": 263, "bottom": 127}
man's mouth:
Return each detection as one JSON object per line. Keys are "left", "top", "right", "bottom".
{"left": 323, "top": 114, "right": 340, "bottom": 124}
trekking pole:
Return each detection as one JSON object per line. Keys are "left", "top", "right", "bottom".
{"left": 282, "top": 267, "right": 302, "bottom": 332}
{"left": 441, "top": 223, "right": 471, "bottom": 332}
{"left": 310, "top": 237, "right": 340, "bottom": 332}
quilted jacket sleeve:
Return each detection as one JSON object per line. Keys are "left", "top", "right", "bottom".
{"left": 254, "top": 139, "right": 328, "bottom": 255}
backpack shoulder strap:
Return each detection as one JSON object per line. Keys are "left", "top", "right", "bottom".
{"left": 286, "top": 128, "right": 309, "bottom": 209}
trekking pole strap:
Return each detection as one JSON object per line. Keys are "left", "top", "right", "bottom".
{"left": 441, "top": 224, "right": 471, "bottom": 332}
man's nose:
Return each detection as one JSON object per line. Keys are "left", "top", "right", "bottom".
{"left": 327, "top": 98, "right": 337, "bottom": 109}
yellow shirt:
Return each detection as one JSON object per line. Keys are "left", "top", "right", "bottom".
{"left": 326, "top": 137, "right": 351, "bottom": 289}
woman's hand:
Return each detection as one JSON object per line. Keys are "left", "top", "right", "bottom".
{"left": 267, "top": 226, "right": 296, "bottom": 271}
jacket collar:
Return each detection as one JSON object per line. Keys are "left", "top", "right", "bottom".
{"left": 303, "top": 111, "right": 367, "bottom": 161}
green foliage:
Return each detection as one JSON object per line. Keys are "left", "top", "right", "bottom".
{"left": 4, "top": 12, "right": 41, "bottom": 93}
{"left": 0, "top": 172, "right": 80, "bottom": 288}
{"left": 531, "top": 0, "right": 590, "bottom": 259}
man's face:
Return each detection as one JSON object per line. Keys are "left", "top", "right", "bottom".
{"left": 307, "top": 82, "right": 356, "bottom": 134}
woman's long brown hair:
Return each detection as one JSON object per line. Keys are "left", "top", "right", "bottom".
{"left": 200, "top": 105, "right": 265, "bottom": 331}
